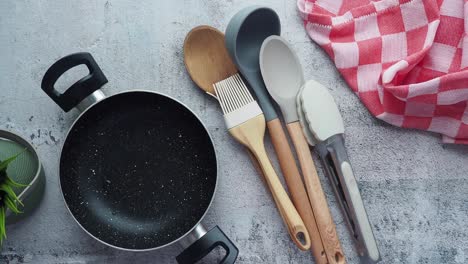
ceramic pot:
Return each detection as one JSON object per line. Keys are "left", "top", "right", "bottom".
{"left": 0, "top": 130, "right": 45, "bottom": 224}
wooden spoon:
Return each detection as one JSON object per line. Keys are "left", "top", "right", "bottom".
{"left": 184, "top": 26, "right": 237, "bottom": 97}
{"left": 184, "top": 26, "right": 268, "bottom": 189}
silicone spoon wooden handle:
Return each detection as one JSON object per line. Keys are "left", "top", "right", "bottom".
{"left": 267, "top": 119, "right": 327, "bottom": 264}
{"left": 229, "top": 115, "right": 310, "bottom": 251}
{"left": 287, "top": 121, "right": 346, "bottom": 264}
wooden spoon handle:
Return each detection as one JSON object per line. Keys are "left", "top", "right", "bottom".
{"left": 287, "top": 121, "right": 346, "bottom": 264}
{"left": 267, "top": 119, "right": 327, "bottom": 264}
{"left": 250, "top": 141, "right": 311, "bottom": 251}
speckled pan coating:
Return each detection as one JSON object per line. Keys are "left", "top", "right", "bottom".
{"left": 60, "top": 91, "right": 217, "bottom": 250}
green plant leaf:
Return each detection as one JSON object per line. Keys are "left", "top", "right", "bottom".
{"left": 0, "top": 207, "right": 6, "bottom": 243}
{"left": 0, "top": 151, "right": 24, "bottom": 172}
{"left": 4, "top": 196, "right": 20, "bottom": 214}
{"left": 0, "top": 184, "right": 23, "bottom": 207}
{"left": 0, "top": 184, "right": 18, "bottom": 201}
{"left": 5, "top": 176, "right": 28, "bottom": 188}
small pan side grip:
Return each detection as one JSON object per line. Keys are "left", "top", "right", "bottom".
{"left": 176, "top": 226, "right": 238, "bottom": 264}
{"left": 41, "top": 52, "right": 108, "bottom": 112}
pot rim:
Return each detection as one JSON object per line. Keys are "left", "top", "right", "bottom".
{"left": 58, "top": 89, "right": 220, "bottom": 252}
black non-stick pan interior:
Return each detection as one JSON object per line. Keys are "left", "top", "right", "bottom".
{"left": 60, "top": 91, "right": 217, "bottom": 250}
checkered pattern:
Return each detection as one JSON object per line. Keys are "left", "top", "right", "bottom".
{"left": 298, "top": 0, "right": 468, "bottom": 144}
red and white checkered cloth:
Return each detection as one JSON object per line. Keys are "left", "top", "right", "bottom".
{"left": 298, "top": 0, "right": 468, "bottom": 144}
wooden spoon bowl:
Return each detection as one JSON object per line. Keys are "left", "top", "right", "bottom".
{"left": 183, "top": 26, "right": 237, "bottom": 97}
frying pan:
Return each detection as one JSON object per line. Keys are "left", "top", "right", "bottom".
{"left": 40, "top": 52, "right": 238, "bottom": 264}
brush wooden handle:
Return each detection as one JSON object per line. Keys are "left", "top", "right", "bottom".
{"left": 252, "top": 142, "right": 311, "bottom": 251}
{"left": 229, "top": 115, "right": 310, "bottom": 251}
{"left": 287, "top": 121, "right": 346, "bottom": 264}
{"left": 267, "top": 119, "right": 327, "bottom": 264}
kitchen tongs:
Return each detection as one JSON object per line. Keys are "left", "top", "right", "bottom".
{"left": 297, "top": 80, "right": 380, "bottom": 263}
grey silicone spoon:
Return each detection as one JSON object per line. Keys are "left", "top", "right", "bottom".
{"left": 259, "top": 36, "right": 304, "bottom": 123}
{"left": 260, "top": 35, "right": 346, "bottom": 264}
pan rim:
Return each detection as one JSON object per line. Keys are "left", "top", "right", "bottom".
{"left": 58, "top": 89, "right": 219, "bottom": 251}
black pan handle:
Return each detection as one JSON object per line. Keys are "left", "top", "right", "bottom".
{"left": 41, "top": 52, "right": 108, "bottom": 112}
{"left": 176, "top": 226, "right": 238, "bottom": 264}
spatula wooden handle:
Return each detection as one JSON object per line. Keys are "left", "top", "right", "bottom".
{"left": 267, "top": 119, "right": 327, "bottom": 264}
{"left": 287, "top": 121, "right": 346, "bottom": 264}
{"left": 229, "top": 115, "right": 310, "bottom": 251}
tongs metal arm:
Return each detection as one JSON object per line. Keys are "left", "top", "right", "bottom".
{"left": 316, "top": 134, "right": 380, "bottom": 263}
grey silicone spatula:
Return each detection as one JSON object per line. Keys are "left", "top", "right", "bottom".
{"left": 225, "top": 6, "right": 279, "bottom": 122}
{"left": 225, "top": 7, "right": 329, "bottom": 262}
{"left": 298, "top": 80, "right": 381, "bottom": 264}
{"left": 260, "top": 35, "right": 346, "bottom": 264}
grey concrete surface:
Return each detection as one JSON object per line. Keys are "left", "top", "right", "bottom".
{"left": 0, "top": 1, "right": 467, "bottom": 263}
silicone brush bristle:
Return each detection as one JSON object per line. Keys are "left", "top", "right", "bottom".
{"left": 213, "top": 73, "right": 254, "bottom": 114}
